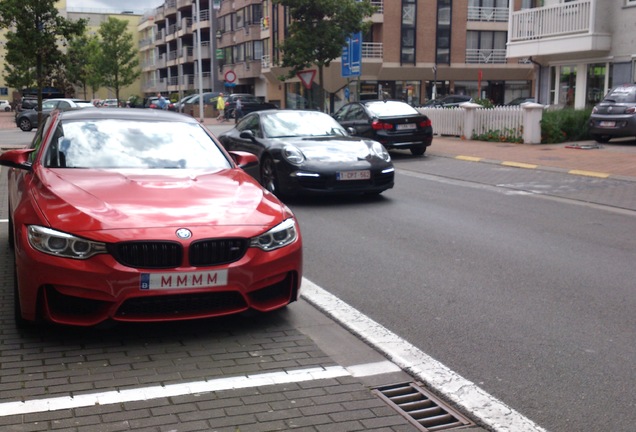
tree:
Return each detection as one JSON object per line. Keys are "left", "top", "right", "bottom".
{"left": 0, "top": 0, "right": 85, "bottom": 111}
{"left": 272, "top": 0, "right": 375, "bottom": 111}
{"left": 97, "top": 17, "right": 140, "bottom": 103}
{"left": 66, "top": 33, "right": 101, "bottom": 100}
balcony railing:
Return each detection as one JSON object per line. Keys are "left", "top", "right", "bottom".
{"left": 370, "top": 0, "right": 383, "bottom": 14}
{"left": 466, "top": 49, "right": 507, "bottom": 64}
{"left": 467, "top": 6, "right": 509, "bottom": 22}
{"left": 510, "top": 0, "right": 592, "bottom": 41}
{"left": 362, "top": 42, "right": 383, "bottom": 59}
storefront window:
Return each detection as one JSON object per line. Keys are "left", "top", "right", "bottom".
{"left": 559, "top": 65, "right": 576, "bottom": 108}
{"left": 586, "top": 63, "right": 607, "bottom": 107}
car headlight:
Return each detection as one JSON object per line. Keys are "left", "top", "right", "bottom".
{"left": 28, "top": 225, "right": 107, "bottom": 259}
{"left": 371, "top": 141, "right": 391, "bottom": 162}
{"left": 250, "top": 218, "right": 298, "bottom": 251}
{"left": 282, "top": 145, "right": 305, "bottom": 165}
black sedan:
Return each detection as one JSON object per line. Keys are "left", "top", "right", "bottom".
{"left": 333, "top": 99, "right": 433, "bottom": 155}
{"left": 217, "top": 110, "right": 395, "bottom": 198}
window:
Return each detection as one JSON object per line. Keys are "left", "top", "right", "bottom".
{"left": 466, "top": 31, "right": 507, "bottom": 63}
{"left": 401, "top": 0, "right": 417, "bottom": 65}
{"left": 436, "top": 0, "right": 452, "bottom": 65}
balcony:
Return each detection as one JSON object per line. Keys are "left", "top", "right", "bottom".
{"left": 362, "top": 42, "right": 383, "bottom": 59}
{"left": 466, "top": 49, "right": 507, "bottom": 64}
{"left": 507, "top": 0, "right": 611, "bottom": 61}
{"left": 468, "top": 6, "right": 508, "bottom": 22}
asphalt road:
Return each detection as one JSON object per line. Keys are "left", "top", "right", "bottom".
{"left": 2, "top": 122, "right": 634, "bottom": 431}
{"left": 286, "top": 158, "right": 636, "bottom": 432}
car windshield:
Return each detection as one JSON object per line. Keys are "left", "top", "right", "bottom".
{"left": 46, "top": 119, "right": 232, "bottom": 170}
{"left": 365, "top": 101, "right": 419, "bottom": 116}
{"left": 603, "top": 86, "right": 636, "bottom": 103}
{"left": 261, "top": 111, "right": 348, "bottom": 138}
{"left": 235, "top": 95, "right": 259, "bottom": 103}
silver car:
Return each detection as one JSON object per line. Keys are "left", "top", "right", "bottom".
{"left": 589, "top": 84, "right": 636, "bottom": 143}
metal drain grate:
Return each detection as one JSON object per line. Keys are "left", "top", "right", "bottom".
{"left": 373, "top": 382, "right": 475, "bottom": 431}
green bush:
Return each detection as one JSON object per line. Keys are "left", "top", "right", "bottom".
{"left": 540, "top": 108, "right": 592, "bottom": 144}
{"left": 472, "top": 127, "right": 523, "bottom": 144}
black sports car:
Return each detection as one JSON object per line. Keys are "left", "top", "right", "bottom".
{"left": 217, "top": 110, "right": 395, "bottom": 198}
{"left": 333, "top": 99, "right": 433, "bottom": 155}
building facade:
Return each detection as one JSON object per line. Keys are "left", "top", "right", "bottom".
{"left": 507, "top": 0, "right": 636, "bottom": 109}
{"left": 143, "top": 0, "right": 536, "bottom": 111}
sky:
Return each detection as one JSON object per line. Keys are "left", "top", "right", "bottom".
{"left": 66, "top": 0, "right": 164, "bottom": 14}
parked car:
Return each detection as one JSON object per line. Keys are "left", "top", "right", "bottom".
{"left": 181, "top": 92, "right": 220, "bottom": 113}
{"left": 224, "top": 94, "right": 277, "bottom": 120}
{"left": 145, "top": 96, "right": 175, "bottom": 110}
{"left": 16, "top": 97, "right": 38, "bottom": 112}
{"left": 588, "top": 84, "right": 636, "bottom": 143}
{"left": 217, "top": 109, "right": 395, "bottom": 198}
{"left": 15, "top": 98, "right": 92, "bottom": 131}
{"left": 422, "top": 95, "right": 473, "bottom": 107}
{"left": 505, "top": 96, "right": 536, "bottom": 105}
{"left": 101, "top": 99, "right": 120, "bottom": 108}
{"left": 0, "top": 108, "right": 302, "bottom": 327}
{"left": 0, "top": 99, "right": 11, "bottom": 111}
{"left": 173, "top": 94, "right": 197, "bottom": 112}
{"left": 332, "top": 99, "right": 433, "bottom": 156}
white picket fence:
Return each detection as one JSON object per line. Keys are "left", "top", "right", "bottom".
{"left": 417, "top": 106, "right": 525, "bottom": 139}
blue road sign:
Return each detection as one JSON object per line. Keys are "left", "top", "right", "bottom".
{"left": 342, "top": 32, "right": 362, "bottom": 78}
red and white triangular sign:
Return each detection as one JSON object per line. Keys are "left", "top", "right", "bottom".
{"left": 297, "top": 70, "right": 316, "bottom": 89}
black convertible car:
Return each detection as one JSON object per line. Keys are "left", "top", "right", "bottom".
{"left": 217, "top": 110, "right": 395, "bottom": 198}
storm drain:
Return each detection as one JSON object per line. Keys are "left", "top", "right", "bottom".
{"left": 373, "top": 382, "right": 475, "bottom": 431}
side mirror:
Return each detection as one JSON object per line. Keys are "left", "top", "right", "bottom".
{"left": 0, "top": 149, "right": 35, "bottom": 171}
{"left": 239, "top": 130, "right": 255, "bottom": 140}
{"left": 229, "top": 151, "right": 258, "bottom": 169}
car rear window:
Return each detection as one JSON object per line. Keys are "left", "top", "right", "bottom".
{"left": 365, "top": 101, "right": 419, "bottom": 116}
{"left": 603, "top": 86, "right": 636, "bottom": 103}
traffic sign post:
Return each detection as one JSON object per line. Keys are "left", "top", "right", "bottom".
{"left": 341, "top": 32, "right": 362, "bottom": 78}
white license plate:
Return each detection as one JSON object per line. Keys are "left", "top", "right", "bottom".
{"left": 599, "top": 121, "right": 615, "bottom": 128}
{"left": 396, "top": 123, "right": 417, "bottom": 130}
{"left": 140, "top": 270, "right": 228, "bottom": 290}
{"left": 336, "top": 170, "right": 371, "bottom": 181}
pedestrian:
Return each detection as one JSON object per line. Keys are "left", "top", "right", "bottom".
{"left": 216, "top": 93, "right": 226, "bottom": 121}
{"left": 157, "top": 93, "right": 167, "bottom": 110}
{"left": 234, "top": 96, "right": 243, "bottom": 124}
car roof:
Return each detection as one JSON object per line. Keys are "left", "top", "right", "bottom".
{"left": 57, "top": 107, "right": 201, "bottom": 124}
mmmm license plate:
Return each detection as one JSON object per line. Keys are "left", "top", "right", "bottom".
{"left": 337, "top": 170, "right": 371, "bottom": 181}
{"left": 599, "top": 121, "right": 615, "bottom": 128}
{"left": 140, "top": 270, "right": 228, "bottom": 290}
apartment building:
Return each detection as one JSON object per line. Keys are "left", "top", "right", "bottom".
{"left": 507, "top": 0, "right": 636, "bottom": 109}
{"left": 142, "top": 0, "right": 535, "bottom": 111}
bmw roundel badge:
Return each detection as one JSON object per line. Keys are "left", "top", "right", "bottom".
{"left": 176, "top": 228, "right": 192, "bottom": 239}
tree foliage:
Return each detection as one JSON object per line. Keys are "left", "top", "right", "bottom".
{"left": 0, "top": 0, "right": 85, "bottom": 108}
{"left": 272, "top": 0, "right": 375, "bottom": 110}
{"left": 66, "top": 33, "right": 101, "bottom": 100}
{"left": 97, "top": 17, "right": 140, "bottom": 103}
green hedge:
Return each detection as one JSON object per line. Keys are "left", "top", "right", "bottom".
{"left": 540, "top": 108, "right": 592, "bottom": 144}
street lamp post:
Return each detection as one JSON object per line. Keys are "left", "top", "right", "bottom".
{"left": 195, "top": 0, "right": 204, "bottom": 122}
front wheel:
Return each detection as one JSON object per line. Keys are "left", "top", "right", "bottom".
{"left": 260, "top": 157, "right": 282, "bottom": 197}
{"left": 410, "top": 145, "right": 427, "bottom": 156}
{"left": 18, "top": 117, "right": 33, "bottom": 132}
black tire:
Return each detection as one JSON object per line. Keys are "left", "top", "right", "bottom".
{"left": 18, "top": 117, "right": 33, "bottom": 132}
{"left": 260, "top": 156, "right": 281, "bottom": 196}
{"left": 592, "top": 134, "right": 611, "bottom": 143}
{"left": 8, "top": 210, "right": 14, "bottom": 250}
{"left": 410, "top": 145, "right": 427, "bottom": 156}
{"left": 14, "top": 268, "right": 29, "bottom": 329}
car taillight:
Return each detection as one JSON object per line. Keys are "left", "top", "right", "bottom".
{"left": 419, "top": 119, "right": 432, "bottom": 128}
{"left": 371, "top": 121, "right": 393, "bottom": 131}
{"left": 626, "top": 107, "right": 636, "bottom": 114}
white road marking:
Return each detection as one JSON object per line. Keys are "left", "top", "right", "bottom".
{"left": 300, "top": 278, "right": 548, "bottom": 432}
{"left": 0, "top": 366, "right": 352, "bottom": 417}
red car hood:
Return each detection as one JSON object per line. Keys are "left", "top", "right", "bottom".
{"left": 33, "top": 167, "right": 284, "bottom": 235}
